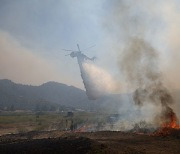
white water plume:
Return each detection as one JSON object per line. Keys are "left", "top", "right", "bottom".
{"left": 81, "top": 62, "right": 118, "bottom": 100}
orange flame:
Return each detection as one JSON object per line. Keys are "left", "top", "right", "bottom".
{"left": 161, "top": 111, "right": 180, "bottom": 129}
{"left": 153, "top": 110, "right": 180, "bottom": 136}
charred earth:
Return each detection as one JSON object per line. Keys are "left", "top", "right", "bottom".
{"left": 0, "top": 130, "right": 179, "bottom": 154}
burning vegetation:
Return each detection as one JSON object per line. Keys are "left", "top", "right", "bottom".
{"left": 161, "top": 106, "right": 180, "bottom": 129}
{"left": 153, "top": 107, "right": 180, "bottom": 136}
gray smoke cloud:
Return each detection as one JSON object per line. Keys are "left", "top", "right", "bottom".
{"left": 125, "top": 38, "right": 176, "bottom": 125}
{"left": 104, "top": 0, "right": 179, "bottom": 126}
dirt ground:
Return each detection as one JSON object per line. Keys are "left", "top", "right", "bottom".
{"left": 0, "top": 130, "right": 179, "bottom": 154}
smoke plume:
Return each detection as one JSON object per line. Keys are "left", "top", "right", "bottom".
{"left": 120, "top": 37, "right": 176, "bottom": 126}
{"left": 105, "top": 0, "right": 179, "bottom": 126}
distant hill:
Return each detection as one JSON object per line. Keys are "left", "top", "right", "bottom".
{"left": 1, "top": 79, "right": 179, "bottom": 114}
{"left": 0, "top": 79, "right": 92, "bottom": 111}
{"left": 0, "top": 79, "right": 146, "bottom": 113}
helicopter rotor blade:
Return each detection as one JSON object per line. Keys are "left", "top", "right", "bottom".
{"left": 83, "top": 45, "right": 96, "bottom": 51}
{"left": 62, "top": 49, "right": 79, "bottom": 52}
{"left": 62, "top": 49, "right": 74, "bottom": 52}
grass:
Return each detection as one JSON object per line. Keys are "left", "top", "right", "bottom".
{"left": 0, "top": 111, "right": 109, "bottom": 135}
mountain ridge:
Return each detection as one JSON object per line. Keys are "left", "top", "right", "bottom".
{"left": 0, "top": 79, "right": 179, "bottom": 114}
{"left": 0, "top": 79, "right": 90, "bottom": 111}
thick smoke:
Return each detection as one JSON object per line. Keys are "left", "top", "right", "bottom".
{"left": 124, "top": 38, "right": 176, "bottom": 126}
{"left": 105, "top": 0, "right": 179, "bottom": 126}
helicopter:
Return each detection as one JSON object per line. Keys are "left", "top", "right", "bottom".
{"left": 62, "top": 44, "right": 97, "bottom": 100}
{"left": 62, "top": 44, "right": 96, "bottom": 62}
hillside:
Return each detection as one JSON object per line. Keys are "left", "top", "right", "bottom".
{"left": 1, "top": 79, "right": 179, "bottom": 113}
{"left": 0, "top": 79, "right": 91, "bottom": 111}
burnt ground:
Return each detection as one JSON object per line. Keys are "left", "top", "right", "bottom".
{"left": 0, "top": 130, "right": 179, "bottom": 154}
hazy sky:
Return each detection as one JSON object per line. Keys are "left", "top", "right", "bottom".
{"left": 0, "top": 0, "right": 180, "bottom": 91}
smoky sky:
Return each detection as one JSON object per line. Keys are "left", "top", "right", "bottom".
{"left": 0, "top": 0, "right": 180, "bottom": 92}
